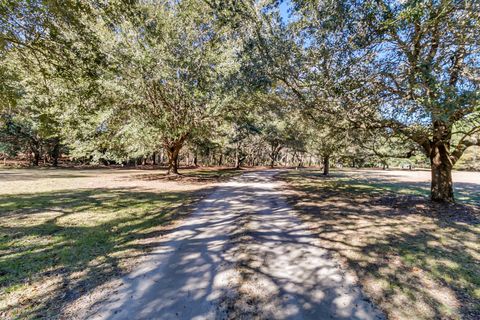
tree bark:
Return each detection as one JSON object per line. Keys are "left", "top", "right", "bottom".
{"left": 382, "top": 161, "right": 388, "bottom": 170}
{"left": 234, "top": 155, "right": 244, "bottom": 169}
{"left": 51, "top": 141, "right": 60, "bottom": 167}
{"left": 424, "top": 120, "right": 454, "bottom": 202}
{"left": 166, "top": 147, "right": 180, "bottom": 174}
{"left": 235, "top": 153, "right": 240, "bottom": 169}
{"left": 31, "top": 147, "right": 40, "bottom": 166}
{"left": 164, "top": 134, "right": 188, "bottom": 175}
{"left": 235, "top": 143, "right": 241, "bottom": 169}
{"left": 218, "top": 153, "right": 223, "bottom": 166}
{"left": 323, "top": 154, "right": 330, "bottom": 176}
{"left": 430, "top": 143, "right": 454, "bottom": 202}
{"left": 32, "top": 152, "right": 40, "bottom": 166}
{"left": 269, "top": 144, "right": 281, "bottom": 168}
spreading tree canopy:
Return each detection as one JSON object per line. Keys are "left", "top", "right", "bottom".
{"left": 1, "top": 0, "right": 479, "bottom": 202}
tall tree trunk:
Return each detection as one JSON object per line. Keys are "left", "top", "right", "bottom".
{"left": 430, "top": 143, "right": 454, "bottom": 202}
{"left": 218, "top": 153, "right": 223, "bottom": 166}
{"left": 166, "top": 147, "right": 180, "bottom": 175}
{"left": 31, "top": 142, "right": 40, "bottom": 166}
{"left": 269, "top": 144, "right": 278, "bottom": 168}
{"left": 165, "top": 134, "right": 188, "bottom": 175}
{"left": 160, "top": 149, "right": 165, "bottom": 166}
{"left": 235, "top": 143, "right": 241, "bottom": 169}
{"left": 32, "top": 151, "right": 40, "bottom": 166}
{"left": 51, "top": 141, "right": 60, "bottom": 167}
{"left": 427, "top": 120, "right": 454, "bottom": 202}
{"left": 323, "top": 154, "right": 330, "bottom": 176}
{"left": 235, "top": 152, "right": 240, "bottom": 169}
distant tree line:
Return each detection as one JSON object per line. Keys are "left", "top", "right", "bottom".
{"left": 1, "top": 0, "right": 479, "bottom": 202}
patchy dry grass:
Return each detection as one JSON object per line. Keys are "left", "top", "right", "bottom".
{"left": 0, "top": 167, "right": 234, "bottom": 319}
{"left": 134, "top": 166, "right": 244, "bottom": 184}
{"left": 280, "top": 169, "right": 480, "bottom": 320}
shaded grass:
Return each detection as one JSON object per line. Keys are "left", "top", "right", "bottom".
{"left": 181, "top": 167, "right": 244, "bottom": 180}
{"left": 135, "top": 167, "right": 244, "bottom": 183}
{"left": 280, "top": 169, "right": 480, "bottom": 320}
{"left": 300, "top": 170, "right": 480, "bottom": 204}
{"left": 0, "top": 187, "right": 210, "bottom": 319}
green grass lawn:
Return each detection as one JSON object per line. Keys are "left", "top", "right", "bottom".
{"left": 281, "top": 169, "right": 480, "bottom": 320}
{"left": 0, "top": 167, "right": 231, "bottom": 319}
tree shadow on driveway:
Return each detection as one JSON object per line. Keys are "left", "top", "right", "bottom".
{"left": 93, "top": 171, "right": 383, "bottom": 320}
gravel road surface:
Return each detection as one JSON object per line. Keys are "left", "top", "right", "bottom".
{"left": 92, "top": 171, "right": 383, "bottom": 320}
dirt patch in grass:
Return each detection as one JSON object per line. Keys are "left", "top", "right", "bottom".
{"left": 0, "top": 168, "right": 220, "bottom": 319}
{"left": 280, "top": 169, "right": 480, "bottom": 320}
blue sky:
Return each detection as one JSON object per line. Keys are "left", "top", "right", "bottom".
{"left": 279, "top": 0, "right": 293, "bottom": 23}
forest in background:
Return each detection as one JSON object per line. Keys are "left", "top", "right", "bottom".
{"left": 1, "top": 0, "right": 479, "bottom": 202}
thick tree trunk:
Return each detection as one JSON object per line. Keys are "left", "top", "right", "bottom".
{"left": 425, "top": 120, "right": 455, "bottom": 203}
{"left": 165, "top": 135, "right": 188, "bottom": 175}
{"left": 51, "top": 142, "right": 60, "bottom": 167}
{"left": 32, "top": 154, "right": 40, "bottom": 166}
{"left": 32, "top": 148, "right": 40, "bottom": 166}
{"left": 430, "top": 143, "right": 454, "bottom": 202}
{"left": 269, "top": 149, "right": 276, "bottom": 168}
{"left": 166, "top": 148, "right": 180, "bottom": 175}
{"left": 323, "top": 155, "right": 330, "bottom": 176}
{"left": 234, "top": 155, "right": 244, "bottom": 169}
{"left": 269, "top": 144, "right": 280, "bottom": 168}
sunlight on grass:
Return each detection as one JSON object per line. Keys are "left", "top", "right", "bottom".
{"left": 281, "top": 169, "right": 480, "bottom": 320}
{"left": 0, "top": 169, "right": 211, "bottom": 319}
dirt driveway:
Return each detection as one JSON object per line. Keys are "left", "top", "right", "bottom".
{"left": 87, "top": 171, "right": 383, "bottom": 320}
